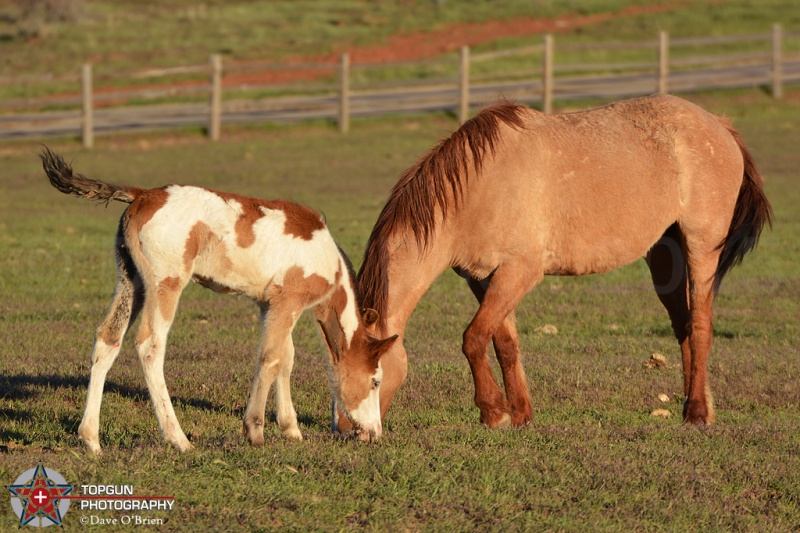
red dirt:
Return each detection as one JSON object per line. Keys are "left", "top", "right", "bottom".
{"left": 225, "top": 3, "right": 676, "bottom": 86}
{"left": 77, "top": 3, "right": 677, "bottom": 102}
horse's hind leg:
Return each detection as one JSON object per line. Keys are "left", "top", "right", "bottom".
{"left": 134, "top": 274, "right": 193, "bottom": 451}
{"left": 645, "top": 224, "right": 692, "bottom": 396}
{"left": 647, "top": 223, "right": 718, "bottom": 424}
{"left": 78, "top": 238, "right": 143, "bottom": 454}
{"left": 461, "top": 262, "right": 542, "bottom": 429}
{"left": 462, "top": 272, "right": 533, "bottom": 427}
{"left": 682, "top": 241, "right": 722, "bottom": 426}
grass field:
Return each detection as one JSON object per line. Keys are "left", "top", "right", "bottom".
{"left": 1, "top": 88, "right": 799, "bottom": 530}
{"left": 2, "top": 2, "right": 800, "bottom": 530}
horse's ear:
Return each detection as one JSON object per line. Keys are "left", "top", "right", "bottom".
{"left": 362, "top": 308, "right": 379, "bottom": 327}
{"left": 317, "top": 312, "right": 344, "bottom": 364}
{"left": 369, "top": 334, "right": 398, "bottom": 360}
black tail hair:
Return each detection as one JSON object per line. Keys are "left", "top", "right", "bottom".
{"left": 713, "top": 122, "right": 773, "bottom": 293}
{"left": 40, "top": 146, "right": 139, "bottom": 205}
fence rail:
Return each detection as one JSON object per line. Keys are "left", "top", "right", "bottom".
{"left": 1, "top": 25, "right": 798, "bottom": 147}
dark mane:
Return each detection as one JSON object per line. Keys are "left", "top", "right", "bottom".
{"left": 357, "top": 101, "right": 527, "bottom": 328}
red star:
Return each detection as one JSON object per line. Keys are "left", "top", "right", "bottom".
{"left": 8, "top": 465, "right": 72, "bottom": 526}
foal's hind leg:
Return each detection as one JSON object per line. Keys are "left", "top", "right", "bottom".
{"left": 243, "top": 303, "right": 300, "bottom": 446}
{"left": 134, "top": 275, "right": 193, "bottom": 451}
{"left": 462, "top": 272, "right": 533, "bottom": 427}
{"left": 462, "top": 263, "right": 542, "bottom": 428}
{"left": 78, "top": 241, "right": 143, "bottom": 454}
{"left": 645, "top": 225, "right": 692, "bottom": 397}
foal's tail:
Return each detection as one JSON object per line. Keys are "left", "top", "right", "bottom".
{"left": 40, "top": 146, "right": 141, "bottom": 205}
{"left": 713, "top": 120, "right": 774, "bottom": 293}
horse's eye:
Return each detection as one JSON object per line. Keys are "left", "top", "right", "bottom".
{"left": 372, "top": 378, "right": 381, "bottom": 389}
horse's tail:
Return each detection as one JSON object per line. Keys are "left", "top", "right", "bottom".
{"left": 713, "top": 119, "right": 773, "bottom": 293}
{"left": 40, "top": 146, "right": 141, "bottom": 205}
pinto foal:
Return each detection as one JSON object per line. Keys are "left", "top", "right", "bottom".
{"left": 41, "top": 148, "right": 395, "bottom": 453}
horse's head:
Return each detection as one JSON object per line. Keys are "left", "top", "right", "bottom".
{"left": 317, "top": 307, "right": 397, "bottom": 441}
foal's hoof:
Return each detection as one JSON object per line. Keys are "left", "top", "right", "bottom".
{"left": 83, "top": 441, "right": 103, "bottom": 455}
{"left": 245, "top": 432, "right": 265, "bottom": 447}
{"left": 281, "top": 427, "right": 304, "bottom": 441}
{"left": 170, "top": 437, "right": 195, "bottom": 452}
{"left": 243, "top": 417, "right": 266, "bottom": 446}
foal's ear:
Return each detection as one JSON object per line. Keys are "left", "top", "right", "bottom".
{"left": 362, "top": 308, "right": 380, "bottom": 327}
{"left": 317, "top": 313, "right": 344, "bottom": 364}
{"left": 369, "top": 334, "right": 398, "bottom": 359}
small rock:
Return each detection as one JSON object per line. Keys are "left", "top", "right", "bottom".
{"left": 535, "top": 324, "right": 558, "bottom": 335}
{"left": 658, "top": 393, "right": 670, "bottom": 403}
{"left": 650, "top": 409, "right": 671, "bottom": 418}
{"left": 643, "top": 353, "right": 667, "bottom": 369}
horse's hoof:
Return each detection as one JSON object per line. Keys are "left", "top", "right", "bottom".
{"left": 511, "top": 410, "right": 533, "bottom": 427}
{"left": 485, "top": 412, "right": 512, "bottom": 429}
{"left": 83, "top": 441, "right": 102, "bottom": 455}
{"left": 282, "top": 427, "right": 304, "bottom": 441}
{"left": 683, "top": 401, "right": 715, "bottom": 426}
{"left": 170, "top": 438, "right": 194, "bottom": 452}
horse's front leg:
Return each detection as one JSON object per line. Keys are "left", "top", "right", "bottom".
{"left": 461, "top": 263, "right": 541, "bottom": 429}
{"left": 243, "top": 304, "right": 298, "bottom": 446}
{"left": 274, "top": 338, "right": 302, "bottom": 440}
{"left": 461, "top": 271, "right": 532, "bottom": 427}
{"left": 490, "top": 313, "right": 532, "bottom": 426}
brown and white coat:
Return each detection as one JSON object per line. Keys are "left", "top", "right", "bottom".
{"left": 41, "top": 148, "right": 396, "bottom": 453}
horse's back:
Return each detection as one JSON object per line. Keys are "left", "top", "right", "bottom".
{"left": 125, "top": 185, "right": 341, "bottom": 300}
{"left": 454, "top": 95, "right": 743, "bottom": 277}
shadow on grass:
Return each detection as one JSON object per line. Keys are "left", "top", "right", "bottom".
{"left": 0, "top": 373, "right": 318, "bottom": 442}
{"left": 649, "top": 324, "right": 737, "bottom": 339}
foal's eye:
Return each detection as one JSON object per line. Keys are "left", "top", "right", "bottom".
{"left": 372, "top": 378, "right": 381, "bottom": 389}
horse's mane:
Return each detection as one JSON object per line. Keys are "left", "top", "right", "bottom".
{"left": 357, "top": 101, "right": 527, "bottom": 329}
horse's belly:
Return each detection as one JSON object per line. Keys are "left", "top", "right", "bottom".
{"left": 543, "top": 225, "right": 663, "bottom": 276}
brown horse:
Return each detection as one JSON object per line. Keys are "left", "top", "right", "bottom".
{"left": 339, "top": 94, "right": 771, "bottom": 432}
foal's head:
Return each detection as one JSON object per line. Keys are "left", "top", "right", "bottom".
{"left": 315, "top": 256, "right": 397, "bottom": 441}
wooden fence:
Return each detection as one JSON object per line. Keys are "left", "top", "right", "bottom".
{"left": 1, "top": 24, "right": 799, "bottom": 147}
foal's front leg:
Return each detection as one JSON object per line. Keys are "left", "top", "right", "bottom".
{"left": 243, "top": 305, "right": 299, "bottom": 446}
{"left": 274, "top": 338, "right": 302, "bottom": 440}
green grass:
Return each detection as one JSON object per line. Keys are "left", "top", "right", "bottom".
{"left": 1, "top": 88, "right": 799, "bottom": 530}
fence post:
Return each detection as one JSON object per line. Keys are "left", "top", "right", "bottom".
{"left": 459, "top": 46, "right": 470, "bottom": 124}
{"left": 658, "top": 31, "right": 670, "bottom": 94}
{"left": 542, "top": 34, "right": 553, "bottom": 114}
{"left": 81, "top": 63, "right": 93, "bottom": 148}
{"left": 772, "top": 23, "right": 783, "bottom": 99}
{"left": 209, "top": 54, "right": 222, "bottom": 141}
{"left": 339, "top": 53, "right": 350, "bottom": 133}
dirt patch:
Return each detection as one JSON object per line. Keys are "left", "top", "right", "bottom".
{"left": 227, "top": 3, "right": 676, "bottom": 85}
{"left": 85, "top": 3, "right": 677, "bottom": 99}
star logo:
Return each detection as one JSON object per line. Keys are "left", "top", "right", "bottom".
{"left": 8, "top": 465, "right": 73, "bottom": 527}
